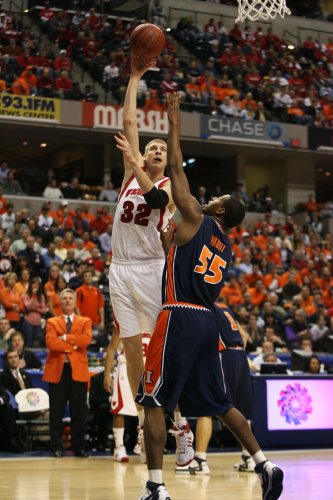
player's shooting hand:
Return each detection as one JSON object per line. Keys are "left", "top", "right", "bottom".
{"left": 114, "top": 132, "right": 136, "bottom": 165}
{"left": 166, "top": 92, "right": 180, "bottom": 124}
{"left": 131, "top": 53, "right": 157, "bottom": 77}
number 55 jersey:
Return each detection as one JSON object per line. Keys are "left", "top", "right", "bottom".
{"left": 163, "top": 215, "right": 232, "bottom": 310}
{"left": 112, "top": 173, "right": 173, "bottom": 261}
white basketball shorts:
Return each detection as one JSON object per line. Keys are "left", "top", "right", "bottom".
{"left": 109, "top": 258, "right": 165, "bottom": 338}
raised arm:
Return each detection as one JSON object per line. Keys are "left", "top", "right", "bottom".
{"left": 122, "top": 56, "right": 156, "bottom": 183}
{"left": 167, "top": 93, "right": 202, "bottom": 237}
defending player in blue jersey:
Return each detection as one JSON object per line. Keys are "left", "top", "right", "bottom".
{"left": 134, "top": 93, "right": 284, "bottom": 500}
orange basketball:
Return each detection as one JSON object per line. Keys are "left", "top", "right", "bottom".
{"left": 130, "top": 23, "right": 165, "bottom": 59}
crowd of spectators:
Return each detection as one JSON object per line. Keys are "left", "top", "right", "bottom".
{"left": 1, "top": 6, "right": 333, "bottom": 127}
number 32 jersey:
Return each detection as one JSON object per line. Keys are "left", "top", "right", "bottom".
{"left": 112, "top": 173, "right": 173, "bottom": 261}
{"left": 162, "top": 216, "right": 232, "bottom": 309}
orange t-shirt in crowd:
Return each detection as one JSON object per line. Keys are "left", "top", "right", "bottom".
{"left": 14, "top": 282, "right": 29, "bottom": 296}
{"left": 47, "top": 291, "right": 61, "bottom": 316}
{"left": 246, "top": 272, "right": 264, "bottom": 287}
{"left": 264, "top": 273, "right": 283, "bottom": 289}
{"left": 280, "top": 271, "right": 302, "bottom": 287}
{"left": 300, "top": 297, "right": 317, "bottom": 317}
{"left": 0, "top": 288, "right": 24, "bottom": 322}
{"left": 44, "top": 281, "right": 55, "bottom": 295}
{"left": 249, "top": 287, "right": 267, "bottom": 307}
{"left": 83, "top": 241, "right": 96, "bottom": 252}
{"left": 220, "top": 283, "right": 244, "bottom": 306}
{"left": 76, "top": 284, "right": 104, "bottom": 326}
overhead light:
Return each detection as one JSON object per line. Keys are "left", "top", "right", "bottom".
{"left": 182, "top": 161, "right": 187, "bottom": 168}
{"left": 288, "top": 44, "right": 295, "bottom": 50}
{"left": 187, "top": 158, "right": 196, "bottom": 165}
{"left": 24, "top": 8, "right": 29, "bottom": 13}
{"left": 325, "top": 172, "right": 331, "bottom": 176}
{"left": 40, "top": 142, "right": 47, "bottom": 148}
{"left": 22, "top": 141, "right": 28, "bottom": 146}
{"left": 166, "top": 27, "right": 171, "bottom": 32}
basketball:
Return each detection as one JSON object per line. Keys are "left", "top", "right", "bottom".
{"left": 130, "top": 23, "right": 165, "bottom": 60}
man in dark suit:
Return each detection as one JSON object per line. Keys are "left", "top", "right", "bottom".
{"left": 9, "top": 331, "right": 42, "bottom": 369}
{"left": 1, "top": 349, "right": 34, "bottom": 396}
{"left": 43, "top": 288, "right": 92, "bottom": 457}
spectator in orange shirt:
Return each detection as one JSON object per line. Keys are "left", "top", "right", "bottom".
{"left": 0, "top": 78, "right": 6, "bottom": 93}
{"left": 76, "top": 270, "right": 104, "bottom": 329}
{"left": 82, "top": 231, "right": 96, "bottom": 253}
{"left": 305, "top": 194, "right": 317, "bottom": 221}
{"left": 184, "top": 76, "right": 201, "bottom": 104}
{"left": 14, "top": 268, "right": 31, "bottom": 296}
{"left": 11, "top": 75, "right": 30, "bottom": 95}
{"left": 264, "top": 266, "right": 283, "bottom": 294}
{"left": 63, "top": 230, "right": 77, "bottom": 250}
{"left": 246, "top": 263, "right": 264, "bottom": 287}
{"left": 0, "top": 272, "right": 24, "bottom": 329}
{"left": 144, "top": 89, "right": 166, "bottom": 112}
{"left": 21, "top": 66, "right": 37, "bottom": 94}
{"left": 300, "top": 286, "right": 317, "bottom": 317}
{"left": 220, "top": 275, "right": 244, "bottom": 307}
{"left": 47, "top": 276, "right": 67, "bottom": 317}
{"left": 101, "top": 205, "right": 113, "bottom": 225}
{"left": 266, "top": 244, "right": 282, "bottom": 267}
{"left": 249, "top": 280, "right": 267, "bottom": 307}
{"left": 81, "top": 204, "right": 95, "bottom": 224}
{"left": 44, "top": 264, "right": 61, "bottom": 296}
{"left": 241, "top": 92, "right": 257, "bottom": 110}
{"left": 89, "top": 208, "right": 107, "bottom": 235}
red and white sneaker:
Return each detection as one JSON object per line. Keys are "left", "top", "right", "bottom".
{"left": 169, "top": 422, "right": 194, "bottom": 466}
{"left": 113, "top": 445, "right": 129, "bottom": 462}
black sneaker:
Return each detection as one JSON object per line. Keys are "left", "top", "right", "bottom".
{"left": 255, "top": 460, "right": 284, "bottom": 500}
{"left": 139, "top": 481, "right": 171, "bottom": 500}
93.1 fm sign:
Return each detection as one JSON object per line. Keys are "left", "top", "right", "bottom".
{"left": 0, "top": 94, "right": 60, "bottom": 122}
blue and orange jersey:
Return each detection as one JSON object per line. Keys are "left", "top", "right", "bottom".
{"left": 215, "top": 303, "right": 244, "bottom": 351}
{"left": 162, "top": 216, "right": 232, "bottom": 310}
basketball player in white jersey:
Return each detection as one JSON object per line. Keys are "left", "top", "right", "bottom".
{"left": 109, "top": 55, "right": 196, "bottom": 463}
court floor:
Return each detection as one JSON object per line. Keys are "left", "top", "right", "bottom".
{"left": 1, "top": 449, "right": 333, "bottom": 500}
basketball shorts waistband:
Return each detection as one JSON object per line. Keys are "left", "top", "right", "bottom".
{"left": 162, "top": 302, "right": 212, "bottom": 313}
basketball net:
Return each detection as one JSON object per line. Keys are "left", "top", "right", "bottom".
{"left": 236, "top": 0, "right": 291, "bottom": 23}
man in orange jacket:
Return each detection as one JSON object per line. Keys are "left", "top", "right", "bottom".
{"left": 43, "top": 288, "right": 92, "bottom": 457}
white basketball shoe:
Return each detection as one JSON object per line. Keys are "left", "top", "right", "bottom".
{"left": 113, "top": 445, "right": 129, "bottom": 463}
{"left": 175, "top": 456, "right": 210, "bottom": 475}
{"left": 169, "top": 422, "right": 194, "bottom": 466}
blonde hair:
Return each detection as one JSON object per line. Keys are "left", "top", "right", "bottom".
{"left": 144, "top": 139, "right": 167, "bottom": 155}
{"left": 4, "top": 272, "right": 18, "bottom": 286}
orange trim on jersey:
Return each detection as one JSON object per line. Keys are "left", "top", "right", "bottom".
{"left": 165, "top": 245, "right": 176, "bottom": 302}
{"left": 157, "top": 208, "right": 166, "bottom": 230}
{"left": 144, "top": 310, "right": 170, "bottom": 395}
{"left": 118, "top": 174, "right": 135, "bottom": 201}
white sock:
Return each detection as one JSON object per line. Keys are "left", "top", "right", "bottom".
{"left": 174, "top": 411, "right": 182, "bottom": 422}
{"left": 138, "top": 409, "right": 145, "bottom": 427}
{"left": 113, "top": 427, "right": 124, "bottom": 449}
{"left": 196, "top": 452, "right": 206, "bottom": 461}
{"left": 251, "top": 450, "right": 266, "bottom": 465}
{"left": 149, "top": 469, "right": 163, "bottom": 484}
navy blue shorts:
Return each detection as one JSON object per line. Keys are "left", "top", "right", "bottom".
{"left": 136, "top": 306, "right": 234, "bottom": 417}
{"left": 220, "top": 349, "right": 252, "bottom": 419}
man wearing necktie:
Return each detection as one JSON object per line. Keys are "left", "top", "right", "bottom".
{"left": 43, "top": 288, "right": 92, "bottom": 457}
{"left": 1, "top": 349, "right": 33, "bottom": 396}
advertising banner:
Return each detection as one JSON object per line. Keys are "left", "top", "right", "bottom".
{"left": 82, "top": 102, "right": 168, "bottom": 135}
{"left": 200, "top": 115, "right": 306, "bottom": 148}
{"left": 266, "top": 379, "right": 333, "bottom": 431}
{"left": 0, "top": 94, "right": 60, "bottom": 122}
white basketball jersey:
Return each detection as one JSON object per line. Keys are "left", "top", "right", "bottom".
{"left": 112, "top": 174, "right": 173, "bottom": 261}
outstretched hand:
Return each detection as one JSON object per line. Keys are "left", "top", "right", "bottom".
{"left": 167, "top": 92, "right": 180, "bottom": 124}
{"left": 131, "top": 52, "right": 157, "bottom": 77}
{"left": 114, "top": 132, "right": 136, "bottom": 167}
